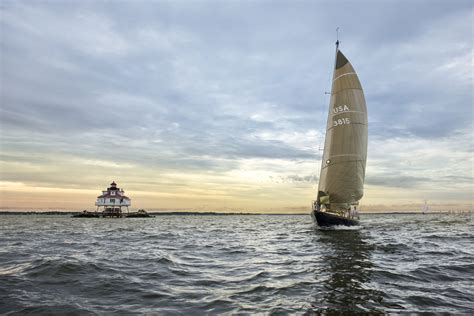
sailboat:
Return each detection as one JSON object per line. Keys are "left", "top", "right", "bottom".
{"left": 311, "top": 40, "right": 368, "bottom": 227}
{"left": 422, "top": 200, "right": 429, "bottom": 214}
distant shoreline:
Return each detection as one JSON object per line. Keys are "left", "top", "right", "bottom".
{"left": 0, "top": 211, "right": 470, "bottom": 216}
{"left": 1, "top": 211, "right": 299, "bottom": 216}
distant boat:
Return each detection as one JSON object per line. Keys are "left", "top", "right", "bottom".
{"left": 422, "top": 200, "right": 429, "bottom": 214}
{"left": 311, "top": 39, "right": 368, "bottom": 227}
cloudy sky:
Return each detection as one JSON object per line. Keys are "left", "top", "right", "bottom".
{"left": 1, "top": 0, "right": 472, "bottom": 212}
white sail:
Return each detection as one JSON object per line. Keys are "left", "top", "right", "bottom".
{"left": 317, "top": 47, "right": 368, "bottom": 212}
{"left": 422, "top": 200, "right": 429, "bottom": 213}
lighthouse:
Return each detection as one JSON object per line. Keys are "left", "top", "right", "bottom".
{"left": 95, "top": 181, "right": 131, "bottom": 217}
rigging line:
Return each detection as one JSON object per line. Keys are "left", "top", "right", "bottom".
{"left": 318, "top": 64, "right": 332, "bottom": 151}
{"left": 316, "top": 27, "right": 343, "bottom": 185}
{"left": 318, "top": 27, "right": 340, "bottom": 151}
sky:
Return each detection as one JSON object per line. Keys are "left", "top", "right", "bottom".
{"left": 0, "top": 0, "right": 472, "bottom": 212}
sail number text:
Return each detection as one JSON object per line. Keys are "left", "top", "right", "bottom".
{"left": 333, "top": 104, "right": 350, "bottom": 114}
{"left": 332, "top": 105, "right": 351, "bottom": 127}
{"left": 333, "top": 118, "right": 351, "bottom": 127}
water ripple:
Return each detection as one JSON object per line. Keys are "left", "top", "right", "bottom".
{"left": 0, "top": 213, "right": 473, "bottom": 314}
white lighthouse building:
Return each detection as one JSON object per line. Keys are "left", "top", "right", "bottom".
{"left": 95, "top": 181, "right": 131, "bottom": 217}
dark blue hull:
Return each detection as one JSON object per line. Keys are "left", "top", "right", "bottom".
{"left": 311, "top": 210, "right": 359, "bottom": 227}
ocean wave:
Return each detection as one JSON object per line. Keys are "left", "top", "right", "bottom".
{"left": 0, "top": 262, "right": 34, "bottom": 276}
{"left": 0, "top": 213, "right": 472, "bottom": 314}
{"left": 317, "top": 224, "right": 363, "bottom": 231}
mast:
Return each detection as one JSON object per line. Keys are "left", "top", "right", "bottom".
{"left": 316, "top": 34, "right": 341, "bottom": 210}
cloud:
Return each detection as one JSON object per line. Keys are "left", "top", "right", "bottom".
{"left": 366, "top": 175, "right": 429, "bottom": 188}
{"left": 281, "top": 174, "right": 318, "bottom": 183}
{"left": 1, "top": 0, "right": 472, "bottom": 210}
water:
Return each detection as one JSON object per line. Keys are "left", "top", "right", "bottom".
{"left": 0, "top": 213, "right": 473, "bottom": 314}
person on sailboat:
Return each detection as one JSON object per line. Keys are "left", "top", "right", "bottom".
{"left": 354, "top": 206, "right": 359, "bottom": 219}
{"left": 348, "top": 206, "right": 357, "bottom": 219}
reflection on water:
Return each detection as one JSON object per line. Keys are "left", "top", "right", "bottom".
{"left": 1, "top": 214, "right": 472, "bottom": 314}
{"left": 309, "top": 228, "right": 384, "bottom": 313}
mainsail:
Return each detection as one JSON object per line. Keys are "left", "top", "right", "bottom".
{"left": 317, "top": 44, "right": 368, "bottom": 212}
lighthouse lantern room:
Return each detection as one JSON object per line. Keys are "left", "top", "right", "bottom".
{"left": 95, "top": 181, "right": 131, "bottom": 217}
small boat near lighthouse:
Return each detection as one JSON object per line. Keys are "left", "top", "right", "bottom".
{"left": 311, "top": 38, "right": 368, "bottom": 227}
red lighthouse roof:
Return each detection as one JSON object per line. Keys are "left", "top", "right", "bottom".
{"left": 97, "top": 181, "right": 130, "bottom": 199}
{"left": 108, "top": 181, "right": 119, "bottom": 191}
